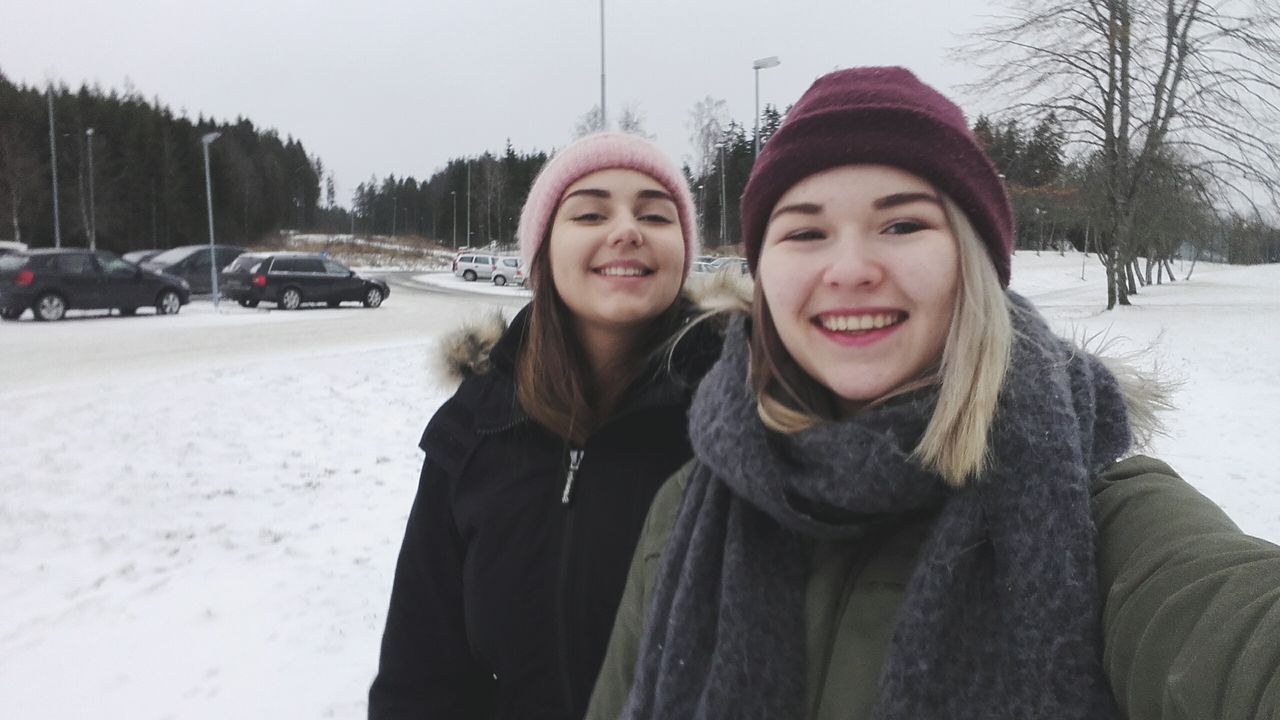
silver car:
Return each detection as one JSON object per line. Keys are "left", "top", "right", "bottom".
{"left": 492, "top": 257, "right": 525, "bottom": 286}
{"left": 453, "top": 253, "right": 498, "bottom": 281}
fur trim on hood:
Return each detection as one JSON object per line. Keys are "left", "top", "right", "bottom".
{"left": 431, "top": 308, "right": 509, "bottom": 388}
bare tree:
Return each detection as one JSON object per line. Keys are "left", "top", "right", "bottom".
{"left": 961, "top": 0, "right": 1280, "bottom": 309}
{"left": 573, "top": 105, "right": 605, "bottom": 138}
{"left": 617, "top": 103, "right": 653, "bottom": 138}
{"left": 686, "top": 96, "right": 729, "bottom": 242}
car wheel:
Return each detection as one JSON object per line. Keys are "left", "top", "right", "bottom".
{"left": 493, "top": 274, "right": 507, "bottom": 286}
{"left": 155, "top": 289, "right": 182, "bottom": 315}
{"left": 119, "top": 307, "right": 138, "bottom": 317}
{"left": 363, "top": 287, "right": 384, "bottom": 308}
{"left": 327, "top": 300, "right": 341, "bottom": 308}
{"left": 278, "top": 287, "right": 302, "bottom": 310}
{"left": 34, "top": 293, "right": 67, "bottom": 321}
{"left": 0, "top": 307, "right": 22, "bottom": 321}
{"left": 462, "top": 269, "right": 477, "bottom": 282}
{"left": 238, "top": 299, "right": 259, "bottom": 308}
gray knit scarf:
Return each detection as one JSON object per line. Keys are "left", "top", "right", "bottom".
{"left": 621, "top": 293, "right": 1129, "bottom": 720}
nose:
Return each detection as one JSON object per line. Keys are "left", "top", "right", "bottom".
{"left": 607, "top": 214, "right": 643, "bottom": 247}
{"left": 821, "top": 234, "right": 884, "bottom": 288}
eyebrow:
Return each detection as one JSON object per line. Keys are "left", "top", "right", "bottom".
{"left": 769, "top": 202, "right": 823, "bottom": 222}
{"left": 561, "top": 188, "right": 677, "bottom": 203}
{"left": 873, "top": 192, "right": 942, "bottom": 210}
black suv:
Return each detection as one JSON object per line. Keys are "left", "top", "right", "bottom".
{"left": 141, "top": 244, "right": 245, "bottom": 294}
{"left": 220, "top": 252, "right": 390, "bottom": 310}
{"left": 0, "top": 249, "right": 191, "bottom": 321}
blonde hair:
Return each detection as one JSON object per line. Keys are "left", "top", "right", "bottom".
{"left": 750, "top": 195, "right": 1012, "bottom": 487}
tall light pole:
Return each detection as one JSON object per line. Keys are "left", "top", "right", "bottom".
{"left": 599, "top": 0, "right": 607, "bottom": 130}
{"left": 86, "top": 128, "right": 97, "bottom": 251}
{"left": 201, "top": 131, "right": 222, "bottom": 307}
{"left": 465, "top": 162, "right": 471, "bottom": 247}
{"left": 752, "top": 56, "right": 780, "bottom": 158}
{"left": 450, "top": 191, "right": 457, "bottom": 248}
{"left": 47, "top": 86, "right": 63, "bottom": 248}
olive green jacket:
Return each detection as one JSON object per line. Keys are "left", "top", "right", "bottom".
{"left": 585, "top": 455, "right": 1280, "bottom": 720}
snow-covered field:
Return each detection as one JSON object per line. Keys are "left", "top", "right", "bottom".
{"left": 1, "top": 253, "right": 1277, "bottom": 719}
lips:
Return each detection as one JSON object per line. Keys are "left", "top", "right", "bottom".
{"left": 811, "top": 309, "right": 907, "bottom": 346}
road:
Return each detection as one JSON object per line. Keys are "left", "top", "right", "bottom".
{"left": 0, "top": 271, "right": 529, "bottom": 395}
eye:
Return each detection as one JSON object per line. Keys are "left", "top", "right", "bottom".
{"left": 883, "top": 220, "right": 927, "bottom": 235}
{"left": 783, "top": 228, "right": 825, "bottom": 241}
{"left": 638, "top": 212, "right": 673, "bottom": 224}
{"left": 572, "top": 212, "right": 607, "bottom": 222}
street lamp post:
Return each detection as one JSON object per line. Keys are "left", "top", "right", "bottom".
{"left": 86, "top": 128, "right": 97, "bottom": 251}
{"left": 201, "top": 131, "right": 222, "bottom": 307}
{"left": 752, "top": 56, "right": 780, "bottom": 158}
{"left": 600, "top": 0, "right": 607, "bottom": 130}
{"left": 465, "top": 162, "right": 471, "bottom": 247}
{"left": 451, "top": 191, "right": 457, "bottom": 248}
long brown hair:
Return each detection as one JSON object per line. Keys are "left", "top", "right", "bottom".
{"left": 515, "top": 239, "right": 686, "bottom": 445}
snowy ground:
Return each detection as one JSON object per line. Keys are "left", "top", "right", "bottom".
{"left": 1, "top": 254, "right": 1277, "bottom": 719}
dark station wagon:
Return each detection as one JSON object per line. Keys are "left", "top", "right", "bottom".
{"left": 0, "top": 249, "right": 191, "bottom": 321}
{"left": 219, "top": 252, "right": 390, "bottom": 310}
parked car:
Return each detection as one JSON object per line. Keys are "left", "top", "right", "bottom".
{"left": 452, "top": 253, "right": 498, "bottom": 281}
{"left": 0, "top": 249, "right": 191, "bottom": 321}
{"left": 142, "top": 244, "right": 245, "bottom": 294}
{"left": 219, "top": 252, "right": 390, "bottom": 310}
{"left": 122, "top": 249, "right": 164, "bottom": 264}
{"left": 492, "top": 256, "right": 524, "bottom": 286}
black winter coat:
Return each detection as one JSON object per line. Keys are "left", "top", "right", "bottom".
{"left": 369, "top": 304, "right": 720, "bottom": 720}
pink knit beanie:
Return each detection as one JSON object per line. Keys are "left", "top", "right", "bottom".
{"left": 741, "top": 67, "right": 1015, "bottom": 286}
{"left": 517, "top": 132, "right": 699, "bottom": 278}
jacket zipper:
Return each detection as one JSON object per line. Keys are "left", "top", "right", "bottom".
{"left": 561, "top": 449, "right": 584, "bottom": 505}
{"left": 557, "top": 448, "right": 584, "bottom": 713}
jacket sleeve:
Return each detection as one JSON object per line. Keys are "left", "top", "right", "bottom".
{"left": 1093, "top": 455, "right": 1280, "bottom": 720}
{"left": 368, "top": 413, "right": 493, "bottom": 718}
{"left": 585, "top": 465, "right": 692, "bottom": 720}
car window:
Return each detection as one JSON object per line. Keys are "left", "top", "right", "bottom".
{"left": 299, "top": 258, "right": 326, "bottom": 273}
{"left": 147, "top": 247, "right": 197, "bottom": 265}
{"left": 501, "top": 258, "right": 519, "bottom": 268}
{"left": 228, "top": 256, "right": 266, "bottom": 273}
{"left": 322, "top": 259, "right": 350, "bottom": 275}
{"left": 215, "top": 248, "right": 243, "bottom": 264}
{"left": 273, "top": 258, "right": 302, "bottom": 272}
{"left": 190, "top": 252, "right": 213, "bottom": 269}
{"left": 459, "top": 256, "right": 473, "bottom": 264}
{"left": 97, "top": 255, "right": 136, "bottom": 278}
{"left": 55, "top": 254, "right": 97, "bottom": 275}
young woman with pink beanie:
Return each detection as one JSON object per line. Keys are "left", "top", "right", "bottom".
{"left": 369, "top": 132, "right": 721, "bottom": 720}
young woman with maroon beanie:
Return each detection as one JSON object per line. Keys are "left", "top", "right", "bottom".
{"left": 369, "top": 132, "right": 721, "bottom": 719}
{"left": 586, "top": 67, "right": 1280, "bottom": 720}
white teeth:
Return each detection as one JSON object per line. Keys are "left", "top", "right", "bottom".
{"left": 599, "top": 266, "right": 646, "bottom": 277}
{"left": 819, "top": 313, "right": 901, "bottom": 332}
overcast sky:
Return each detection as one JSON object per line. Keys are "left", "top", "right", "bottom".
{"left": 1, "top": 0, "right": 1005, "bottom": 205}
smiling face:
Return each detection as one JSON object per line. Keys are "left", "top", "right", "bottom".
{"left": 758, "top": 164, "right": 960, "bottom": 409}
{"left": 547, "top": 168, "right": 686, "bottom": 339}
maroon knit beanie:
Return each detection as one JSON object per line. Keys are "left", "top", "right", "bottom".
{"left": 740, "top": 67, "right": 1015, "bottom": 286}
